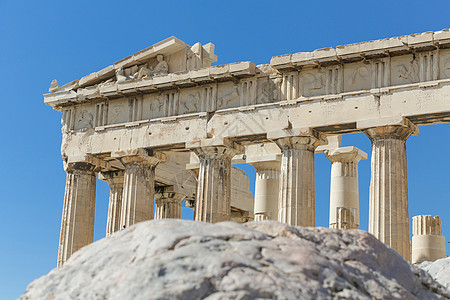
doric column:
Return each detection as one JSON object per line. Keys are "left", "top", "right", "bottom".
{"left": 270, "top": 129, "right": 324, "bottom": 226}
{"left": 154, "top": 188, "right": 186, "bottom": 219}
{"left": 57, "top": 162, "right": 99, "bottom": 267}
{"left": 247, "top": 159, "right": 281, "bottom": 221}
{"left": 192, "top": 145, "right": 239, "bottom": 223}
{"left": 325, "top": 146, "right": 367, "bottom": 229}
{"left": 113, "top": 150, "right": 165, "bottom": 228}
{"left": 100, "top": 171, "right": 124, "bottom": 237}
{"left": 365, "top": 121, "right": 417, "bottom": 261}
{"left": 411, "top": 215, "right": 446, "bottom": 263}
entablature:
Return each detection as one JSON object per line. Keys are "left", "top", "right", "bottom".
{"left": 49, "top": 30, "right": 450, "bottom": 165}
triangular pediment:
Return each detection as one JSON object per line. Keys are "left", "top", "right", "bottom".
{"left": 49, "top": 36, "right": 217, "bottom": 92}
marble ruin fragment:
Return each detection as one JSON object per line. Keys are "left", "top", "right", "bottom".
{"left": 412, "top": 215, "right": 446, "bottom": 264}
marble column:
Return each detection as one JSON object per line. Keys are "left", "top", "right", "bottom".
{"left": 365, "top": 123, "right": 417, "bottom": 261}
{"left": 248, "top": 160, "right": 281, "bottom": 221}
{"left": 325, "top": 146, "right": 367, "bottom": 229}
{"left": 120, "top": 155, "right": 160, "bottom": 228}
{"left": 154, "top": 190, "right": 185, "bottom": 219}
{"left": 100, "top": 171, "right": 124, "bottom": 236}
{"left": 57, "top": 162, "right": 99, "bottom": 267}
{"left": 274, "top": 135, "right": 322, "bottom": 226}
{"left": 193, "top": 146, "right": 238, "bottom": 223}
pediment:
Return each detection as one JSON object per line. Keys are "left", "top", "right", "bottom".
{"left": 49, "top": 36, "right": 217, "bottom": 93}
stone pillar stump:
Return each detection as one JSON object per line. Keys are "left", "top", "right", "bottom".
{"left": 412, "top": 215, "right": 446, "bottom": 263}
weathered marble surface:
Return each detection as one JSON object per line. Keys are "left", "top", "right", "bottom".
{"left": 412, "top": 215, "right": 446, "bottom": 264}
{"left": 419, "top": 257, "right": 450, "bottom": 290}
{"left": 21, "top": 220, "right": 449, "bottom": 300}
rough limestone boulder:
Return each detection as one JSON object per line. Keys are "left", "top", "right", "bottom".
{"left": 419, "top": 257, "right": 450, "bottom": 290}
{"left": 21, "top": 220, "right": 450, "bottom": 300}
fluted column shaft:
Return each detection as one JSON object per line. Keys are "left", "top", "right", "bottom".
{"left": 102, "top": 171, "right": 124, "bottom": 236}
{"left": 251, "top": 161, "right": 280, "bottom": 221}
{"left": 365, "top": 125, "right": 416, "bottom": 261}
{"left": 274, "top": 136, "right": 321, "bottom": 226}
{"left": 194, "top": 146, "right": 237, "bottom": 223}
{"left": 325, "top": 147, "right": 366, "bottom": 229}
{"left": 120, "top": 156, "right": 159, "bottom": 228}
{"left": 57, "top": 162, "right": 98, "bottom": 267}
{"left": 155, "top": 192, "right": 185, "bottom": 219}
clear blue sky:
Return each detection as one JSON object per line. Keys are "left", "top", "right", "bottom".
{"left": 1, "top": 0, "right": 449, "bottom": 298}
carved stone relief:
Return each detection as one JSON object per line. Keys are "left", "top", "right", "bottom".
{"left": 299, "top": 69, "right": 325, "bottom": 97}
{"left": 217, "top": 84, "right": 240, "bottom": 109}
{"left": 179, "top": 89, "right": 200, "bottom": 115}
{"left": 75, "top": 108, "right": 94, "bottom": 131}
{"left": 444, "top": 58, "right": 450, "bottom": 78}
{"left": 186, "top": 43, "right": 203, "bottom": 71}
{"left": 108, "top": 101, "right": 128, "bottom": 124}
{"left": 142, "top": 94, "right": 163, "bottom": 120}
{"left": 440, "top": 49, "right": 450, "bottom": 79}
{"left": 217, "top": 82, "right": 239, "bottom": 110}
{"left": 344, "top": 63, "right": 371, "bottom": 92}
{"left": 392, "top": 55, "right": 420, "bottom": 85}
{"left": 116, "top": 54, "right": 169, "bottom": 83}
{"left": 257, "top": 77, "right": 278, "bottom": 104}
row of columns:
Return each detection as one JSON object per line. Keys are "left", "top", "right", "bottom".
{"left": 251, "top": 121, "right": 417, "bottom": 261}
{"left": 57, "top": 120, "right": 417, "bottom": 266}
{"left": 57, "top": 153, "right": 185, "bottom": 266}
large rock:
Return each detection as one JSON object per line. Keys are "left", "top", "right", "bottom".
{"left": 21, "top": 220, "right": 449, "bottom": 300}
{"left": 419, "top": 257, "right": 450, "bottom": 290}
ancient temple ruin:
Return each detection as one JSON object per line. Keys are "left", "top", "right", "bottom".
{"left": 45, "top": 30, "right": 450, "bottom": 266}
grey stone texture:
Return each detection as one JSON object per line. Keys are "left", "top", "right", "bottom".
{"left": 419, "top": 257, "right": 450, "bottom": 290}
{"left": 21, "top": 220, "right": 449, "bottom": 300}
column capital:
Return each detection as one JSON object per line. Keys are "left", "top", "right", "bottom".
{"left": 325, "top": 146, "right": 367, "bottom": 163}
{"left": 268, "top": 127, "right": 326, "bottom": 151}
{"left": 99, "top": 170, "right": 125, "bottom": 186}
{"left": 64, "top": 161, "right": 101, "bottom": 174}
{"left": 112, "top": 149, "right": 167, "bottom": 166}
{"left": 363, "top": 118, "right": 419, "bottom": 141}
{"left": 273, "top": 136, "right": 322, "bottom": 151}
{"left": 193, "top": 146, "right": 240, "bottom": 159}
{"left": 186, "top": 138, "right": 244, "bottom": 160}
{"left": 249, "top": 160, "right": 281, "bottom": 173}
